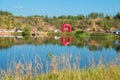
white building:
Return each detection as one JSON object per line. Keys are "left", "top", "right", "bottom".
{"left": 54, "top": 30, "right": 61, "bottom": 33}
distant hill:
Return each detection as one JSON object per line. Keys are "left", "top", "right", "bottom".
{"left": 0, "top": 11, "right": 56, "bottom": 31}
{"left": 0, "top": 11, "right": 120, "bottom": 32}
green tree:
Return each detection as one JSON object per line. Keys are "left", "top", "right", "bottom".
{"left": 76, "top": 15, "right": 85, "bottom": 20}
{"left": 104, "top": 21, "right": 110, "bottom": 30}
{"left": 0, "top": 10, "right": 12, "bottom": 16}
{"left": 58, "top": 15, "right": 67, "bottom": 19}
{"left": 67, "top": 15, "right": 74, "bottom": 19}
{"left": 98, "top": 13, "right": 104, "bottom": 18}
{"left": 15, "top": 22, "right": 22, "bottom": 29}
{"left": 88, "top": 12, "right": 98, "bottom": 19}
{"left": 114, "top": 12, "right": 120, "bottom": 19}
{"left": 104, "top": 15, "right": 113, "bottom": 20}
{"left": 44, "top": 15, "right": 49, "bottom": 22}
{"left": 0, "top": 18, "right": 2, "bottom": 28}
{"left": 97, "top": 19, "right": 104, "bottom": 27}
{"left": 23, "top": 27, "right": 30, "bottom": 36}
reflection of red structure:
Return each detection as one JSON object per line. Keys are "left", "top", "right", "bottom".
{"left": 62, "top": 36, "right": 71, "bottom": 46}
{"left": 62, "top": 24, "right": 72, "bottom": 32}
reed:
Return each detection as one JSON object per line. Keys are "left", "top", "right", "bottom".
{"left": 1, "top": 53, "right": 120, "bottom": 80}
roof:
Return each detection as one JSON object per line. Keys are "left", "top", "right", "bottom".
{"left": 112, "top": 29, "right": 120, "bottom": 32}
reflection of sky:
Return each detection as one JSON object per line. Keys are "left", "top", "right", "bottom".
{"left": 0, "top": 44, "right": 119, "bottom": 71}
{"left": 113, "top": 40, "right": 120, "bottom": 45}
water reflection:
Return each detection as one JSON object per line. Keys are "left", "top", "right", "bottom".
{"left": 61, "top": 36, "right": 71, "bottom": 46}
{"left": 0, "top": 34, "right": 23, "bottom": 38}
{"left": 0, "top": 35, "right": 120, "bottom": 72}
{"left": 0, "top": 35, "right": 120, "bottom": 51}
{"left": 113, "top": 40, "right": 120, "bottom": 45}
{"left": 54, "top": 36, "right": 61, "bottom": 40}
{"left": 54, "top": 36, "right": 72, "bottom": 46}
{"left": 0, "top": 35, "right": 15, "bottom": 38}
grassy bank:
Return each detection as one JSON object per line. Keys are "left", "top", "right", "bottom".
{"left": 35, "top": 66, "right": 120, "bottom": 80}
{"left": 3, "top": 64, "right": 120, "bottom": 80}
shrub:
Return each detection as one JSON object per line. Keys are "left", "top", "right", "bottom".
{"left": 22, "top": 27, "right": 30, "bottom": 36}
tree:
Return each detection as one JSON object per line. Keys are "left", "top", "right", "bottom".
{"left": 52, "top": 16, "right": 57, "bottom": 20}
{"left": 0, "top": 10, "right": 12, "bottom": 16}
{"left": 98, "top": 13, "right": 104, "bottom": 18}
{"left": 88, "top": 13, "right": 104, "bottom": 19}
{"left": 22, "top": 27, "right": 30, "bottom": 36}
{"left": 58, "top": 15, "right": 67, "bottom": 19}
{"left": 67, "top": 15, "right": 74, "bottom": 19}
{"left": 97, "top": 19, "right": 104, "bottom": 27}
{"left": 0, "top": 18, "right": 2, "bottom": 28}
{"left": 44, "top": 15, "right": 49, "bottom": 22}
{"left": 76, "top": 15, "right": 85, "bottom": 20}
{"left": 104, "top": 21, "right": 110, "bottom": 30}
{"left": 104, "top": 15, "right": 113, "bottom": 20}
{"left": 15, "top": 22, "right": 22, "bottom": 29}
{"left": 114, "top": 12, "right": 120, "bottom": 19}
{"left": 88, "top": 12, "right": 98, "bottom": 19}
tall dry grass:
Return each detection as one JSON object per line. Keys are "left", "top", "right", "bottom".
{"left": 1, "top": 53, "right": 120, "bottom": 80}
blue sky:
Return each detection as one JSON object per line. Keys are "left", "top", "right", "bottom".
{"left": 0, "top": 0, "right": 120, "bottom": 16}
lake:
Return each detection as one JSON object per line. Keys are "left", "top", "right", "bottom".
{"left": 0, "top": 35, "right": 120, "bottom": 73}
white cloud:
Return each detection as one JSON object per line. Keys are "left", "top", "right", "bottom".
{"left": 14, "top": 6, "right": 24, "bottom": 9}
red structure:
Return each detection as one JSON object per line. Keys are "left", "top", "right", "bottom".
{"left": 61, "top": 36, "right": 71, "bottom": 46}
{"left": 61, "top": 24, "right": 72, "bottom": 32}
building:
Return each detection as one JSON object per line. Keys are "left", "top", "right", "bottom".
{"left": 15, "top": 29, "right": 23, "bottom": 33}
{"left": 54, "top": 30, "right": 61, "bottom": 33}
{"left": 112, "top": 29, "right": 120, "bottom": 35}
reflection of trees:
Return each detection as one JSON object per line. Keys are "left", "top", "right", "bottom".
{"left": 113, "top": 45, "right": 120, "bottom": 53}
{"left": 72, "top": 35, "right": 119, "bottom": 52}
{"left": 104, "top": 44, "right": 113, "bottom": 49}
{"left": 88, "top": 45, "right": 97, "bottom": 51}
{"left": 0, "top": 35, "right": 120, "bottom": 53}
{"left": 0, "top": 38, "right": 14, "bottom": 49}
{"left": 76, "top": 43, "right": 85, "bottom": 48}
{"left": 88, "top": 46, "right": 103, "bottom": 51}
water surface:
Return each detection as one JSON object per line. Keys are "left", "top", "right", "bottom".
{"left": 0, "top": 35, "right": 120, "bottom": 72}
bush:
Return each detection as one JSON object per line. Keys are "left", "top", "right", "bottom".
{"left": 22, "top": 27, "right": 30, "bottom": 36}
{"left": 75, "top": 30, "right": 85, "bottom": 34}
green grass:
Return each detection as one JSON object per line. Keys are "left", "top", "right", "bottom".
{"left": 35, "top": 66, "right": 120, "bottom": 80}
{"left": 3, "top": 65, "right": 120, "bottom": 80}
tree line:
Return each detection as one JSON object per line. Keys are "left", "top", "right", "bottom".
{"left": 44, "top": 12, "right": 120, "bottom": 20}
{"left": 0, "top": 10, "right": 120, "bottom": 32}
{"left": 43, "top": 12, "right": 120, "bottom": 31}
